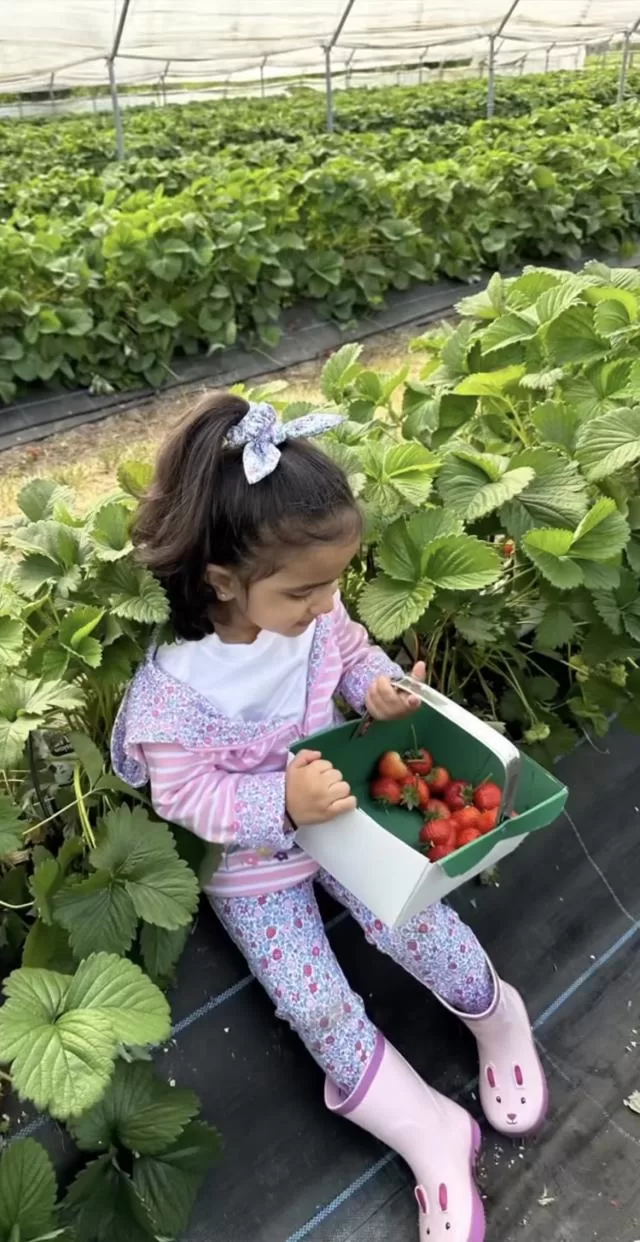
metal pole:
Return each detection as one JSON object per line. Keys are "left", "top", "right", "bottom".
{"left": 49, "top": 72, "right": 55, "bottom": 114}
{"left": 487, "top": 35, "right": 496, "bottom": 116}
{"left": 106, "top": 0, "right": 131, "bottom": 157}
{"left": 107, "top": 61, "right": 125, "bottom": 159}
{"left": 325, "top": 45, "right": 334, "bottom": 131}
{"left": 345, "top": 48, "right": 356, "bottom": 88}
{"left": 260, "top": 56, "right": 267, "bottom": 98}
{"left": 544, "top": 42, "right": 555, "bottom": 73}
{"left": 418, "top": 47, "right": 429, "bottom": 85}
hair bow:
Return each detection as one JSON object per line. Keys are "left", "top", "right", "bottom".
{"left": 226, "top": 402, "right": 344, "bottom": 484}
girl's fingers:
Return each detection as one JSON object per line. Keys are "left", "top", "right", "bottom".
{"left": 291, "top": 749, "right": 322, "bottom": 766}
{"left": 328, "top": 795, "right": 358, "bottom": 817}
{"left": 411, "top": 660, "right": 427, "bottom": 683}
{"left": 328, "top": 780, "right": 352, "bottom": 802}
{"left": 326, "top": 767, "right": 344, "bottom": 785}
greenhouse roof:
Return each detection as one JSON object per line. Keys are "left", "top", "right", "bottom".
{"left": 2, "top": 0, "right": 640, "bottom": 91}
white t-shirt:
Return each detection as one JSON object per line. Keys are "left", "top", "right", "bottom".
{"left": 156, "top": 623, "right": 316, "bottom": 723}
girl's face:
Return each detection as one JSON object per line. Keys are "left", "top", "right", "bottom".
{"left": 207, "top": 533, "right": 361, "bottom": 642}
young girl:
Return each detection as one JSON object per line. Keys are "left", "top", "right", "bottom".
{"left": 112, "top": 393, "right": 547, "bottom": 1242}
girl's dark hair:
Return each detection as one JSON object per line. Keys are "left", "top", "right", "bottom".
{"left": 135, "top": 392, "right": 360, "bottom": 640}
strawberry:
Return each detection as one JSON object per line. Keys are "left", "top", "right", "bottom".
{"left": 423, "top": 798, "right": 451, "bottom": 822}
{"left": 453, "top": 805, "right": 481, "bottom": 835}
{"left": 400, "top": 774, "right": 429, "bottom": 811}
{"left": 427, "top": 842, "right": 454, "bottom": 862}
{"left": 426, "top": 765, "right": 449, "bottom": 795}
{"left": 378, "top": 751, "right": 410, "bottom": 782}
{"left": 474, "top": 781, "right": 502, "bottom": 811}
{"left": 503, "top": 539, "right": 515, "bottom": 557}
{"left": 457, "top": 827, "right": 481, "bottom": 848}
{"left": 444, "top": 779, "right": 473, "bottom": 812}
{"left": 405, "top": 747, "right": 432, "bottom": 776}
{"left": 371, "top": 777, "right": 402, "bottom": 806}
{"left": 420, "top": 819, "right": 454, "bottom": 847}
{"left": 477, "top": 807, "right": 498, "bottom": 834}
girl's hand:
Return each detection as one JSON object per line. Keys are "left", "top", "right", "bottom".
{"left": 286, "top": 749, "right": 357, "bottom": 824}
{"left": 365, "top": 662, "right": 426, "bottom": 722}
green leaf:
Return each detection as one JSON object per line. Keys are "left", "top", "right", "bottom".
{"left": 59, "top": 606, "right": 104, "bottom": 669}
{"left": 99, "top": 562, "right": 169, "bottom": 625}
{"left": 133, "top": 1121, "right": 222, "bottom": 1240}
{"left": 481, "top": 312, "right": 537, "bottom": 355}
{"left": 139, "top": 923, "right": 190, "bottom": 987}
{"left": 422, "top": 535, "right": 501, "bottom": 591}
{"left": 591, "top": 591, "right": 622, "bottom": 634}
{"left": 454, "top": 364, "right": 525, "bottom": 396}
{"left": 62, "top": 1154, "right": 158, "bottom": 1242}
{"left": 0, "top": 615, "right": 25, "bottom": 669}
{"left": 575, "top": 407, "right": 640, "bottom": 481}
{"left": 69, "top": 731, "right": 104, "bottom": 786}
{"left": 358, "top": 577, "right": 435, "bottom": 642}
{"left": 376, "top": 509, "right": 463, "bottom": 581}
{"left": 0, "top": 677, "right": 84, "bottom": 768}
{"left": 523, "top": 529, "right": 584, "bottom": 590}
{"left": 571, "top": 498, "right": 630, "bottom": 562}
{"left": 544, "top": 304, "right": 606, "bottom": 365}
{"left": 531, "top": 401, "right": 579, "bottom": 452}
{"left": 0, "top": 1138, "right": 57, "bottom": 1241}
{"left": 54, "top": 872, "right": 139, "bottom": 958}
{"left": 0, "top": 794, "right": 25, "bottom": 858}
{"left": 117, "top": 460, "right": 153, "bottom": 498}
{"left": 536, "top": 604, "right": 576, "bottom": 649}
{"left": 0, "top": 954, "right": 170, "bottom": 1118}
{"left": 592, "top": 298, "right": 632, "bottom": 337}
{"left": 437, "top": 455, "right": 534, "bottom": 521}
{"left": 501, "top": 450, "right": 588, "bottom": 539}
{"left": 22, "top": 920, "right": 76, "bottom": 973}
{"left": 69, "top": 1061, "right": 199, "bottom": 1156}
{"left": 90, "top": 806, "right": 199, "bottom": 930}
{"left": 91, "top": 503, "right": 132, "bottom": 561}
{"left": 321, "top": 344, "right": 362, "bottom": 401}
{"left": 17, "top": 480, "right": 73, "bottom": 523}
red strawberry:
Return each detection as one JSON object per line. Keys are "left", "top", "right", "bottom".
{"left": 427, "top": 842, "right": 454, "bottom": 862}
{"left": 503, "top": 539, "right": 515, "bottom": 556}
{"left": 371, "top": 777, "right": 402, "bottom": 806}
{"left": 378, "top": 751, "right": 410, "bottom": 782}
{"left": 400, "top": 774, "right": 429, "bottom": 811}
{"left": 444, "top": 779, "right": 473, "bottom": 812}
{"left": 423, "top": 798, "right": 451, "bottom": 822}
{"left": 473, "top": 781, "right": 502, "bottom": 811}
{"left": 457, "top": 827, "right": 481, "bottom": 848}
{"left": 405, "top": 747, "right": 432, "bottom": 776}
{"left": 453, "top": 806, "right": 481, "bottom": 835}
{"left": 426, "top": 765, "right": 449, "bottom": 795}
{"left": 477, "top": 807, "right": 498, "bottom": 834}
{"left": 420, "top": 819, "right": 454, "bottom": 847}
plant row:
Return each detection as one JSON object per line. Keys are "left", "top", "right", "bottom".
{"left": 0, "top": 464, "right": 221, "bottom": 1240}
{"left": 3, "top": 119, "right": 640, "bottom": 400}
{"left": 0, "top": 67, "right": 637, "bottom": 181}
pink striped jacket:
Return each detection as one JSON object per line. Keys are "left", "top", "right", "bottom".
{"left": 111, "top": 597, "right": 400, "bottom": 899}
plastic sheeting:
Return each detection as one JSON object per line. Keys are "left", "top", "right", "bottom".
{"left": 0, "top": 0, "right": 638, "bottom": 92}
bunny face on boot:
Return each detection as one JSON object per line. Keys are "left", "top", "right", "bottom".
{"left": 483, "top": 1061, "right": 529, "bottom": 1129}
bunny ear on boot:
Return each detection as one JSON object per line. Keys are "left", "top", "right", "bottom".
{"left": 326, "top": 1035, "right": 485, "bottom": 1242}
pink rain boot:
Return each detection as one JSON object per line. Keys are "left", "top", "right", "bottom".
{"left": 440, "top": 961, "right": 548, "bottom": 1138}
{"left": 326, "top": 1035, "right": 485, "bottom": 1242}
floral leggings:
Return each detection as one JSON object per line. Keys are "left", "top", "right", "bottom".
{"left": 213, "top": 872, "right": 494, "bottom": 1096}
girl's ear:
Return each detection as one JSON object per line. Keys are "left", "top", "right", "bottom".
{"left": 205, "top": 564, "right": 237, "bottom": 602}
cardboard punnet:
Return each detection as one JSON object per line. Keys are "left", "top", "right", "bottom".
{"left": 293, "top": 676, "right": 567, "bottom": 926}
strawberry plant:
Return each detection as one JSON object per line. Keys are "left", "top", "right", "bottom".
{"left": 0, "top": 470, "right": 218, "bottom": 1240}
{"left": 258, "top": 261, "right": 640, "bottom": 763}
